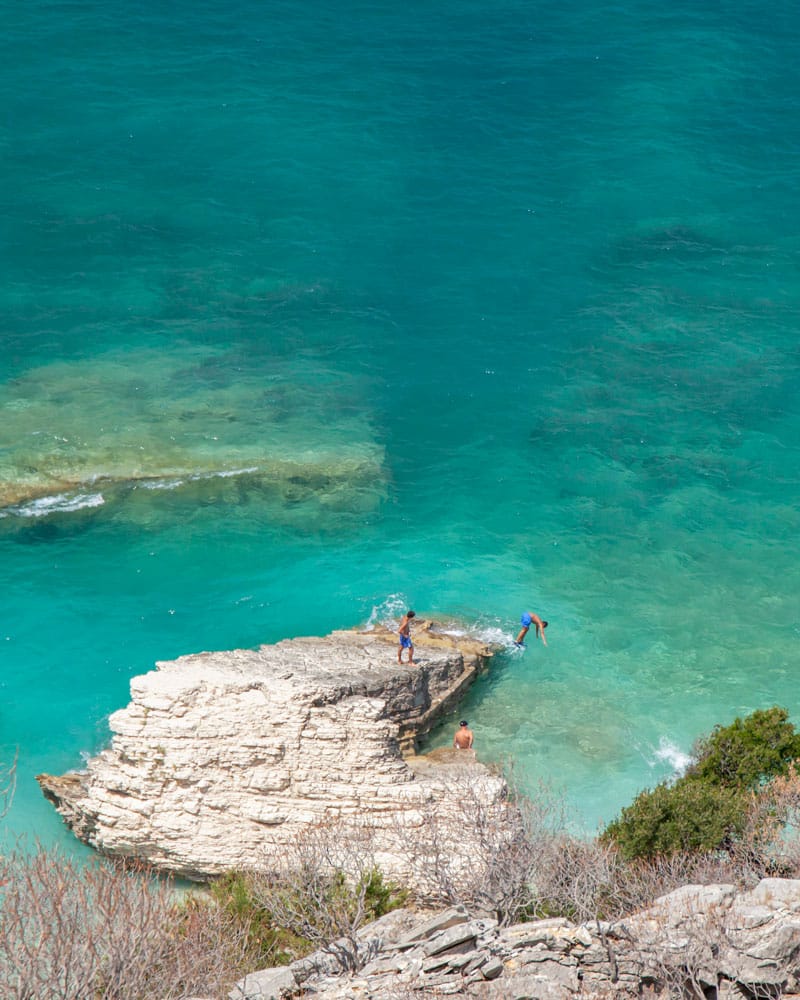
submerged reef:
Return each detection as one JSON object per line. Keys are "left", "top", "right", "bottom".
{"left": 0, "top": 346, "right": 387, "bottom": 522}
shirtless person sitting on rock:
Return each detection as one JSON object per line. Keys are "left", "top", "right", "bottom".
{"left": 453, "top": 720, "right": 474, "bottom": 749}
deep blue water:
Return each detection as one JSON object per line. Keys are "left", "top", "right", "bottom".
{"left": 2, "top": 0, "right": 800, "bottom": 850}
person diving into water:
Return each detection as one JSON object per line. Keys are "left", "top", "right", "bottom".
{"left": 514, "top": 611, "right": 548, "bottom": 647}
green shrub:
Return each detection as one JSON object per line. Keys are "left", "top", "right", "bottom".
{"left": 602, "top": 776, "right": 743, "bottom": 861}
{"left": 690, "top": 707, "right": 800, "bottom": 788}
{"left": 210, "top": 871, "right": 311, "bottom": 966}
{"left": 359, "top": 866, "right": 410, "bottom": 918}
{"left": 602, "top": 707, "right": 800, "bottom": 861}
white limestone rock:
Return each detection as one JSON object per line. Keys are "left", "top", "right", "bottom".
{"left": 228, "top": 967, "right": 296, "bottom": 1000}
{"left": 38, "top": 622, "right": 503, "bottom": 881}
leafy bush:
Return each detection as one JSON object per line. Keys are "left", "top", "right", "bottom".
{"left": 691, "top": 707, "right": 800, "bottom": 788}
{"left": 210, "top": 870, "right": 311, "bottom": 966}
{"left": 359, "top": 866, "right": 410, "bottom": 918}
{"left": 602, "top": 707, "right": 800, "bottom": 861}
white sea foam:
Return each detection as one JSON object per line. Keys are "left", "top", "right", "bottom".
{"left": 365, "top": 594, "right": 409, "bottom": 631}
{"left": 12, "top": 492, "right": 105, "bottom": 518}
{"left": 439, "top": 622, "right": 517, "bottom": 649}
{"left": 208, "top": 466, "right": 259, "bottom": 479}
{"left": 137, "top": 467, "right": 260, "bottom": 491}
{"left": 138, "top": 478, "right": 185, "bottom": 491}
{"left": 472, "top": 625, "right": 516, "bottom": 648}
{"left": 186, "top": 466, "right": 260, "bottom": 483}
{"left": 440, "top": 624, "right": 513, "bottom": 648}
{"left": 651, "top": 736, "right": 693, "bottom": 779}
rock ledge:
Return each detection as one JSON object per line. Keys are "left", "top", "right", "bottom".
{"left": 231, "top": 879, "right": 800, "bottom": 999}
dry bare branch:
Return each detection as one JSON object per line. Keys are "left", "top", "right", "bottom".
{"left": 1, "top": 752, "right": 17, "bottom": 821}
{"left": 0, "top": 848, "right": 255, "bottom": 999}
{"left": 246, "top": 818, "right": 401, "bottom": 972}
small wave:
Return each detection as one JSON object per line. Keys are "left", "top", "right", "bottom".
{"left": 135, "top": 466, "right": 263, "bottom": 492}
{"left": 365, "top": 594, "right": 409, "bottom": 631}
{"left": 438, "top": 625, "right": 516, "bottom": 650}
{"left": 212, "top": 466, "right": 260, "bottom": 479}
{"left": 138, "top": 478, "right": 185, "bottom": 491}
{"left": 651, "top": 736, "right": 693, "bottom": 778}
{"left": 11, "top": 492, "right": 105, "bottom": 518}
{"left": 188, "top": 466, "right": 260, "bottom": 482}
{"left": 139, "top": 467, "right": 260, "bottom": 491}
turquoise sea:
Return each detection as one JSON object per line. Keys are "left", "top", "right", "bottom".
{"left": 2, "top": 0, "right": 800, "bottom": 852}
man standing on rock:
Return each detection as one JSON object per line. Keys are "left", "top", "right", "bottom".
{"left": 397, "top": 609, "right": 416, "bottom": 665}
{"left": 453, "top": 720, "right": 474, "bottom": 749}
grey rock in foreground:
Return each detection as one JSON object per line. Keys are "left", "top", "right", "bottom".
{"left": 232, "top": 879, "right": 800, "bottom": 999}
{"left": 38, "top": 622, "right": 503, "bottom": 881}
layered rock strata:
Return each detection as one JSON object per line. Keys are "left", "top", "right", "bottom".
{"left": 38, "top": 622, "right": 502, "bottom": 880}
{"left": 231, "top": 879, "right": 800, "bottom": 1000}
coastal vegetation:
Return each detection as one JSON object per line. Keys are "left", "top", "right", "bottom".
{"left": 211, "top": 847, "right": 408, "bottom": 972}
{"left": 3, "top": 707, "right": 800, "bottom": 996}
{"left": 601, "top": 706, "right": 800, "bottom": 861}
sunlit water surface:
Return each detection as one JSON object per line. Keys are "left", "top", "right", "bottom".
{"left": 1, "top": 0, "right": 799, "bottom": 850}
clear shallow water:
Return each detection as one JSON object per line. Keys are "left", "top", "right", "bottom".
{"left": 2, "top": 0, "right": 800, "bottom": 849}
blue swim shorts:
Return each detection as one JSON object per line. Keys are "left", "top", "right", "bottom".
{"left": 399, "top": 634, "right": 413, "bottom": 649}
{"left": 521, "top": 613, "right": 533, "bottom": 628}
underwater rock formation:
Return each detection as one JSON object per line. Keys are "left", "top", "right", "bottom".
{"left": 0, "top": 346, "right": 386, "bottom": 519}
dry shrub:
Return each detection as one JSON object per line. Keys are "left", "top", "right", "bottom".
{"left": 1, "top": 753, "right": 16, "bottom": 820}
{"left": 731, "top": 763, "right": 800, "bottom": 877}
{"left": 380, "top": 767, "right": 717, "bottom": 925}
{"left": 390, "top": 767, "right": 568, "bottom": 923}
{"left": 244, "top": 819, "right": 408, "bottom": 973}
{"left": 385, "top": 768, "right": 747, "bottom": 925}
{"left": 530, "top": 837, "right": 782, "bottom": 925}
{"left": 0, "top": 848, "right": 255, "bottom": 1000}
{"left": 619, "top": 898, "right": 746, "bottom": 1000}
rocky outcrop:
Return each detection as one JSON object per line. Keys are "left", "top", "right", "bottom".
{"left": 230, "top": 879, "right": 800, "bottom": 999}
{"left": 38, "top": 622, "right": 503, "bottom": 880}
